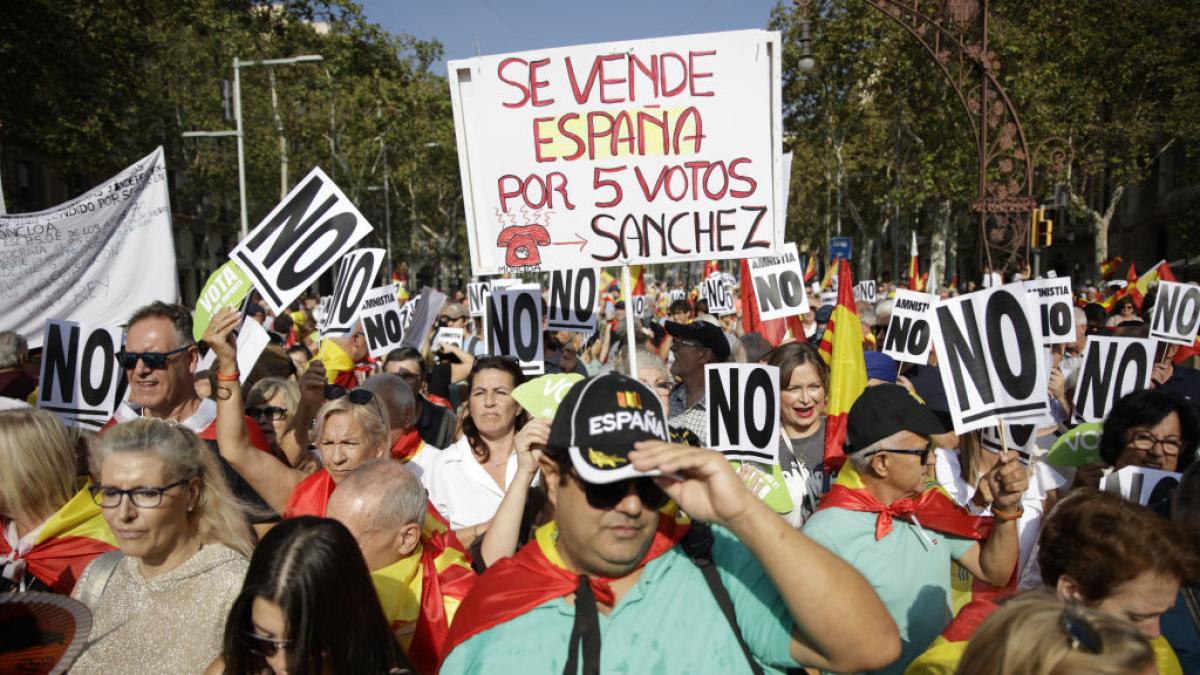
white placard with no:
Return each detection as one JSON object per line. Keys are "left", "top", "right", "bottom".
{"left": 747, "top": 242, "right": 810, "bottom": 321}
{"left": 1071, "top": 336, "right": 1155, "bottom": 423}
{"left": 547, "top": 268, "right": 599, "bottom": 333}
{"left": 37, "top": 320, "right": 128, "bottom": 431}
{"left": 1150, "top": 281, "right": 1200, "bottom": 346}
{"left": 882, "top": 289, "right": 937, "bottom": 365}
{"left": 487, "top": 285, "right": 545, "bottom": 375}
{"left": 323, "top": 248, "right": 385, "bottom": 336}
{"left": 1023, "top": 277, "right": 1075, "bottom": 345}
{"left": 703, "top": 277, "right": 735, "bottom": 316}
{"left": 706, "top": 364, "right": 780, "bottom": 464}
{"left": 359, "top": 286, "right": 405, "bottom": 359}
{"left": 1101, "top": 466, "right": 1181, "bottom": 507}
{"left": 853, "top": 280, "right": 876, "bottom": 304}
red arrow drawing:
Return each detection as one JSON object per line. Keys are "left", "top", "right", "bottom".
{"left": 551, "top": 233, "right": 587, "bottom": 251}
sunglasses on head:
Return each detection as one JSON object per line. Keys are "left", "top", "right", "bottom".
{"left": 242, "top": 631, "right": 290, "bottom": 658}
{"left": 115, "top": 345, "right": 191, "bottom": 370}
{"left": 568, "top": 468, "right": 669, "bottom": 511}
{"left": 323, "top": 385, "right": 376, "bottom": 404}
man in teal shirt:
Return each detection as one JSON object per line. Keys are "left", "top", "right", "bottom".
{"left": 441, "top": 373, "right": 900, "bottom": 674}
{"left": 804, "top": 385, "right": 1027, "bottom": 674}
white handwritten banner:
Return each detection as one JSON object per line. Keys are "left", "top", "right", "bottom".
{"left": 0, "top": 147, "right": 177, "bottom": 348}
{"left": 449, "top": 30, "right": 783, "bottom": 275}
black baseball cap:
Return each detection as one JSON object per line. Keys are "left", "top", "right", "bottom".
{"left": 665, "top": 319, "right": 731, "bottom": 361}
{"left": 548, "top": 373, "right": 669, "bottom": 484}
{"left": 845, "top": 384, "right": 946, "bottom": 453}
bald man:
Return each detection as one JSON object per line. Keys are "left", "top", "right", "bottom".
{"left": 360, "top": 374, "right": 438, "bottom": 476}
{"left": 327, "top": 460, "right": 475, "bottom": 673}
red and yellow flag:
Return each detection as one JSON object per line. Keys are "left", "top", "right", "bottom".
{"left": 703, "top": 260, "right": 721, "bottom": 278}
{"left": 1099, "top": 256, "right": 1123, "bottom": 281}
{"left": 818, "top": 258, "right": 867, "bottom": 471}
{"left": 0, "top": 485, "right": 117, "bottom": 594}
{"left": 740, "top": 258, "right": 789, "bottom": 346}
{"left": 1128, "top": 260, "right": 1176, "bottom": 310}
{"left": 908, "top": 231, "right": 921, "bottom": 291}
{"left": 803, "top": 253, "right": 818, "bottom": 283}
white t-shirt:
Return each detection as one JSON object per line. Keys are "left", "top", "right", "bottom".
{"left": 934, "top": 448, "right": 1069, "bottom": 586}
{"left": 420, "top": 435, "right": 520, "bottom": 530}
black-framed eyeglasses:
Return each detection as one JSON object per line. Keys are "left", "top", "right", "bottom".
{"left": 242, "top": 631, "right": 291, "bottom": 658}
{"left": 88, "top": 480, "right": 189, "bottom": 508}
{"left": 323, "top": 385, "right": 376, "bottom": 405}
{"left": 568, "top": 469, "right": 669, "bottom": 511}
{"left": 1126, "top": 430, "right": 1183, "bottom": 456}
{"left": 1061, "top": 607, "right": 1102, "bottom": 654}
{"left": 115, "top": 346, "right": 191, "bottom": 370}
{"left": 246, "top": 406, "right": 289, "bottom": 421}
{"left": 862, "top": 447, "right": 933, "bottom": 463}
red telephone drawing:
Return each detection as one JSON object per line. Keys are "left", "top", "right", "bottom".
{"left": 497, "top": 224, "right": 551, "bottom": 267}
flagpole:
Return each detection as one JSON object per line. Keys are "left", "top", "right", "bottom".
{"left": 621, "top": 263, "right": 639, "bottom": 379}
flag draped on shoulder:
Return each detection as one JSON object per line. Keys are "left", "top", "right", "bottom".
{"left": 0, "top": 484, "right": 117, "bottom": 593}
{"left": 283, "top": 468, "right": 336, "bottom": 518}
{"left": 818, "top": 258, "right": 867, "bottom": 471}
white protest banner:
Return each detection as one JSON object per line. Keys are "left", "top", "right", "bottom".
{"left": 400, "top": 287, "right": 447, "bottom": 350}
{"left": 37, "top": 320, "right": 128, "bottom": 430}
{"left": 0, "top": 148, "right": 177, "bottom": 349}
{"left": 748, "top": 242, "right": 810, "bottom": 321}
{"left": 359, "top": 286, "right": 405, "bottom": 359}
{"left": 1101, "top": 466, "right": 1181, "bottom": 507}
{"left": 979, "top": 423, "right": 1039, "bottom": 464}
{"left": 467, "top": 280, "right": 493, "bottom": 317}
{"left": 231, "top": 167, "right": 374, "bottom": 313}
{"left": 1023, "top": 278, "right": 1075, "bottom": 345}
{"left": 670, "top": 289, "right": 687, "bottom": 303}
{"left": 1150, "top": 281, "right": 1200, "bottom": 346}
{"left": 882, "top": 289, "right": 936, "bottom": 365}
{"left": 449, "top": 30, "right": 782, "bottom": 275}
{"left": 853, "top": 280, "right": 877, "bottom": 304}
{"left": 322, "top": 248, "right": 385, "bottom": 336}
{"left": 487, "top": 284, "right": 545, "bottom": 375}
{"left": 706, "top": 363, "right": 780, "bottom": 463}
{"left": 930, "top": 285, "right": 1049, "bottom": 433}
{"left": 1071, "top": 336, "right": 1155, "bottom": 423}
{"left": 703, "top": 277, "right": 735, "bottom": 315}
{"left": 547, "top": 268, "right": 599, "bottom": 333}
{"left": 433, "top": 327, "right": 465, "bottom": 352}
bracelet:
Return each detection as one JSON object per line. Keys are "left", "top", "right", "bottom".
{"left": 993, "top": 507, "right": 1024, "bottom": 522}
{"left": 216, "top": 371, "right": 240, "bottom": 382}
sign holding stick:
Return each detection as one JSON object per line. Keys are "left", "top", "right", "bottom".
{"left": 1023, "top": 278, "right": 1075, "bottom": 345}
{"left": 231, "top": 167, "right": 374, "bottom": 313}
{"left": 1071, "top": 336, "right": 1155, "bottom": 423}
{"left": 882, "top": 289, "right": 937, "bottom": 365}
{"left": 1150, "top": 281, "right": 1200, "bottom": 346}
{"left": 547, "top": 268, "right": 599, "bottom": 333}
{"left": 323, "top": 248, "right": 385, "bottom": 336}
{"left": 980, "top": 423, "right": 1038, "bottom": 464}
{"left": 747, "top": 242, "right": 810, "bottom": 321}
{"left": 929, "top": 285, "right": 1049, "bottom": 433}
{"left": 37, "top": 320, "right": 128, "bottom": 430}
{"left": 706, "top": 364, "right": 780, "bottom": 463}
{"left": 487, "top": 285, "right": 545, "bottom": 375}
{"left": 359, "top": 286, "right": 405, "bottom": 359}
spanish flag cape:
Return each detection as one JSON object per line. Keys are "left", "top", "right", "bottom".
{"left": 391, "top": 427, "right": 428, "bottom": 462}
{"left": 314, "top": 338, "right": 368, "bottom": 389}
{"left": 816, "top": 462, "right": 991, "bottom": 542}
{"left": 374, "top": 511, "right": 476, "bottom": 674}
{"left": 818, "top": 258, "right": 867, "bottom": 472}
{"left": 0, "top": 484, "right": 117, "bottom": 594}
{"left": 441, "top": 514, "right": 688, "bottom": 665}
{"left": 283, "top": 467, "right": 336, "bottom": 518}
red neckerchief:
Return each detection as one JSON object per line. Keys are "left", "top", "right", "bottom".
{"left": 391, "top": 427, "right": 424, "bottom": 461}
{"left": 284, "top": 468, "right": 335, "bottom": 518}
{"left": 817, "top": 484, "right": 992, "bottom": 541}
{"left": 408, "top": 530, "right": 477, "bottom": 674}
{"left": 440, "top": 515, "right": 687, "bottom": 663}
{"left": 426, "top": 393, "right": 453, "bottom": 411}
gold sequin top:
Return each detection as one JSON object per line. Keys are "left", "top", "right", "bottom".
{"left": 70, "top": 543, "right": 249, "bottom": 674}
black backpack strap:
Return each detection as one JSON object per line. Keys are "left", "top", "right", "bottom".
{"left": 682, "top": 523, "right": 765, "bottom": 675}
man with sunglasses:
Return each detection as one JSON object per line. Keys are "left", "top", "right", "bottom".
{"left": 105, "top": 302, "right": 275, "bottom": 519}
{"left": 664, "top": 316, "right": 731, "bottom": 445}
{"left": 802, "top": 384, "right": 1027, "bottom": 674}
{"left": 442, "top": 373, "right": 899, "bottom": 674}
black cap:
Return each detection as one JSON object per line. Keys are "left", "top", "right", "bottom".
{"left": 665, "top": 319, "right": 731, "bottom": 361}
{"left": 846, "top": 384, "right": 946, "bottom": 453}
{"left": 548, "top": 373, "right": 669, "bottom": 484}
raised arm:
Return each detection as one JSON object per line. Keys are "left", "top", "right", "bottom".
{"left": 203, "top": 307, "right": 306, "bottom": 513}
{"left": 276, "top": 360, "right": 324, "bottom": 470}
{"left": 955, "top": 450, "right": 1026, "bottom": 586}
{"left": 630, "top": 441, "right": 901, "bottom": 673}
{"left": 477, "top": 418, "right": 548, "bottom": 567}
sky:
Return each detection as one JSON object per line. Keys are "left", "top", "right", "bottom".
{"left": 358, "top": 0, "right": 783, "bottom": 73}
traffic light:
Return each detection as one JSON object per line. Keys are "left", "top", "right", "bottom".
{"left": 1031, "top": 207, "right": 1053, "bottom": 248}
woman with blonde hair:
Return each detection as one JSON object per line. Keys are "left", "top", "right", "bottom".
{"left": 203, "top": 306, "right": 391, "bottom": 518}
{"left": 956, "top": 594, "right": 1154, "bottom": 675}
{"left": 70, "top": 418, "right": 253, "bottom": 674}
{"left": 0, "top": 409, "right": 116, "bottom": 593}
{"left": 244, "top": 376, "right": 318, "bottom": 473}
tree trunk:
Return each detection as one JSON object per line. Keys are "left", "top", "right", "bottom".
{"left": 946, "top": 204, "right": 959, "bottom": 288}
{"left": 928, "top": 200, "right": 951, "bottom": 294}
{"left": 1070, "top": 183, "right": 1125, "bottom": 280}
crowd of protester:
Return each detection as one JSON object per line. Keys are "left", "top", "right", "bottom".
{"left": 1, "top": 264, "right": 1198, "bottom": 675}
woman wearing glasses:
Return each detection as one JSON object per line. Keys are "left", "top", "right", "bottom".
{"left": 422, "top": 356, "right": 530, "bottom": 542}
{"left": 244, "top": 377, "right": 318, "bottom": 474}
{"left": 70, "top": 418, "right": 253, "bottom": 674}
{"left": 1100, "top": 389, "right": 1197, "bottom": 476}
{"left": 203, "top": 307, "right": 391, "bottom": 518}
{"left": 211, "top": 517, "right": 412, "bottom": 675}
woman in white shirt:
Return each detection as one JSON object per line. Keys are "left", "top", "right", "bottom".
{"left": 421, "top": 356, "right": 531, "bottom": 544}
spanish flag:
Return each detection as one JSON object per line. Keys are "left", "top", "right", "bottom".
{"left": 818, "top": 258, "right": 867, "bottom": 471}
{"left": 442, "top": 516, "right": 687, "bottom": 667}
{"left": 703, "top": 260, "right": 721, "bottom": 278}
{"left": 820, "top": 259, "right": 838, "bottom": 291}
{"left": 1128, "top": 260, "right": 1176, "bottom": 310}
{"left": 373, "top": 515, "right": 475, "bottom": 674}
{"left": 1099, "top": 256, "right": 1123, "bottom": 281}
{"left": 630, "top": 265, "right": 645, "bottom": 297}
{"left": 0, "top": 484, "right": 117, "bottom": 594}
{"left": 739, "top": 258, "right": 789, "bottom": 346}
{"left": 908, "top": 231, "right": 921, "bottom": 291}
{"left": 803, "top": 253, "right": 818, "bottom": 283}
